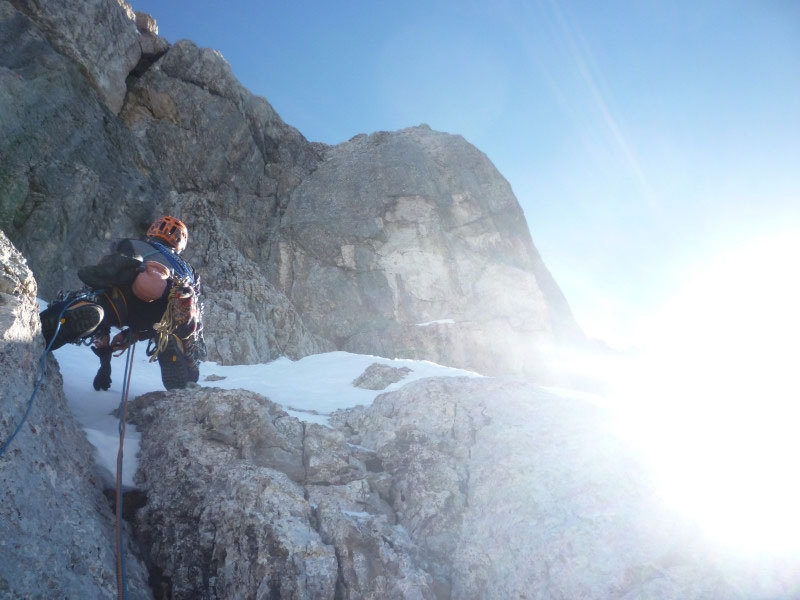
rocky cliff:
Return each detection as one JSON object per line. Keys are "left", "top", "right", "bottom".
{"left": 4, "top": 2, "right": 784, "bottom": 599}
{"left": 0, "top": 231, "right": 152, "bottom": 599}
{"left": 1, "top": 158, "right": 791, "bottom": 599}
{"left": 0, "top": 0, "right": 580, "bottom": 380}
{"left": 1, "top": 231, "right": 792, "bottom": 597}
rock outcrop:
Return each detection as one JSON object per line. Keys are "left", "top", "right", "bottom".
{"left": 8, "top": 0, "right": 142, "bottom": 114}
{"left": 2, "top": 4, "right": 798, "bottom": 599}
{"left": 2, "top": 231, "right": 790, "bottom": 598}
{"left": 0, "top": 1, "right": 330, "bottom": 365}
{"left": 272, "top": 127, "right": 580, "bottom": 377}
{"left": 0, "top": 230, "right": 152, "bottom": 599}
{"left": 125, "top": 375, "right": 769, "bottom": 599}
{"left": 1, "top": 0, "right": 582, "bottom": 379}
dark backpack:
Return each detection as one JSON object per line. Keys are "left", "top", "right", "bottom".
{"left": 77, "top": 253, "right": 143, "bottom": 289}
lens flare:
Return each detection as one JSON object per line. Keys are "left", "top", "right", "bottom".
{"left": 608, "top": 232, "right": 800, "bottom": 556}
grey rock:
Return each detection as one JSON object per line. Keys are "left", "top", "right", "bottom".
{"left": 129, "top": 388, "right": 335, "bottom": 599}
{"left": 315, "top": 502, "right": 437, "bottom": 599}
{"left": 118, "top": 41, "right": 333, "bottom": 364}
{"left": 0, "top": 230, "right": 152, "bottom": 599}
{"left": 0, "top": 0, "right": 164, "bottom": 296}
{"left": 0, "top": 4, "right": 330, "bottom": 365}
{"left": 128, "top": 387, "right": 437, "bottom": 599}
{"left": 3, "top": 2, "right": 760, "bottom": 598}
{"left": 353, "top": 362, "right": 412, "bottom": 390}
{"left": 155, "top": 190, "right": 334, "bottom": 364}
{"left": 8, "top": 0, "right": 142, "bottom": 113}
{"left": 272, "top": 127, "right": 581, "bottom": 379}
{"left": 1, "top": 0, "right": 582, "bottom": 377}
{"left": 331, "top": 377, "right": 751, "bottom": 599}
{"left": 134, "top": 11, "right": 157, "bottom": 35}
{"left": 126, "top": 371, "right": 770, "bottom": 599}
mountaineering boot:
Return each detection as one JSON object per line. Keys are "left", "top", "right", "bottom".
{"left": 157, "top": 334, "right": 199, "bottom": 390}
{"left": 40, "top": 301, "right": 104, "bottom": 351}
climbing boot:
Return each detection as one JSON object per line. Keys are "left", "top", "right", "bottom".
{"left": 157, "top": 334, "right": 198, "bottom": 390}
{"left": 40, "top": 301, "right": 104, "bottom": 351}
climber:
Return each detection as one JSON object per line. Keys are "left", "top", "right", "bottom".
{"left": 39, "top": 216, "right": 206, "bottom": 391}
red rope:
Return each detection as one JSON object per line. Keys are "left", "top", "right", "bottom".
{"left": 115, "top": 342, "right": 135, "bottom": 600}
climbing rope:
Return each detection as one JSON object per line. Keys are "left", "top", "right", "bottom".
{"left": 148, "top": 240, "right": 194, "bottom": 284}
{"left": 0, "top": 293, "right": 134, "bottom": 599}
{"left": 148, "top": 282, "right": 189, "bottom": 362}
{"left": 115, "top": 339, "right": 135, "bottom": 600}
{"left": 0, "top": 336, "right": 53, "bottom": 460}
{"left": 150, "top": 285, "right": 178, "bottom": 361}
{"left": 0, "top": 294, "right": 91, "bottom": 459}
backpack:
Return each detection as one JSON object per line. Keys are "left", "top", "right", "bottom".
{"left": 77, "top": 253, "right": 142, "bottom": 289}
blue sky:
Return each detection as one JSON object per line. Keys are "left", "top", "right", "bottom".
{"left": 131, "top": 0, "right": 800, "bottom": 348}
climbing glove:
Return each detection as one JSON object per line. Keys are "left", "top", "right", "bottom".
{"left": 91, "top": 345, "right": 113, "bottom": 391}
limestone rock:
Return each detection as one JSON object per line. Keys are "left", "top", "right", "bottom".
{"left": 272, "top": 127, "right": 582, "bottom": 378}
{"left": 119, "top": 42, "right": 332, "bottom": 363}
{"left": 0, "top": 230, "right": 152, "bottom": 599}
{"left": 127, "top": 372, "right": 765, "bottom": 599}
{"left": 0, "top": 9, "right": 328, "bottom": 365}
{"left": 133, "top": 11, "right": 169, "bottom": 72}
{"left": 8, "top": 0, "right": 142, "bottom": 113}
{"left": 128, "top": 387, "right": 437, "bottom": 599}
{"left": 129, "top": 388, "right": 335, "bottom": 598}
{"left": 154, "top": 190, "right": 334, "bottom": 364}
{"left": 315, "top": 502, "right": 436, "bottom": 599}
{"left": 134, "top": 11, "right": 157, "bottom": 35}
{"left": 331, "top": 377, "right": 748, "bottom": 599}
{"left": 1, "top": 0, "right": 582, "bottom": 378}
{"left": 353, "top": 362, "right": 412, "bottom": 390}
{"left": 0, "top": 0, "right": 164, "bottom": 297}
{"left": 120, "top": 39, "right": 318, "bottom": 194}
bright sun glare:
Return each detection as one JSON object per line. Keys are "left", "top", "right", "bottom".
{"left": 611, "top": 232, "right": 800, "bottom": 556}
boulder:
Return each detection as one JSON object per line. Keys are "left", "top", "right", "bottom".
{"left": 352, "top": 362, "right": 412, "bottom": 390}
{"left": 128, "top": 387, "right": 435, "bottom": 599}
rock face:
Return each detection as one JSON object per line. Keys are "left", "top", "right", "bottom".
{"left": 0, "top": 1, "right": 330, "bottom": 366}
{"left": 0, "top": 230, "right": 152, "bottom": 599}
{"left": 8, "top": 0, "right": 142, "bottom": 113}
{"left": 2, "top": 228, "right": 791, "bottom": 598}
{"left": 117, "top": 38, "right": 333, "bottom": 364}
{"left": 272, "top": 127, "right": 579, "bottom": 377}
{"left": 3, "top": 3, "right": 791, "bottom": 599}
{"left": 0, "top": 0, "right": 581, "bottom": 378}
{"left": 128, "top": 387, "right": 430, "bottom": 599}
{"left": 126, "top": 376, "right": 764, "bottom": 600}
{"left": 0, "top": 0, "right": 163, "bottom": 290}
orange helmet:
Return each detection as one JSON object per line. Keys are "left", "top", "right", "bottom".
{"left": 147, "top": 216, "right": 188, "bottom": 253}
